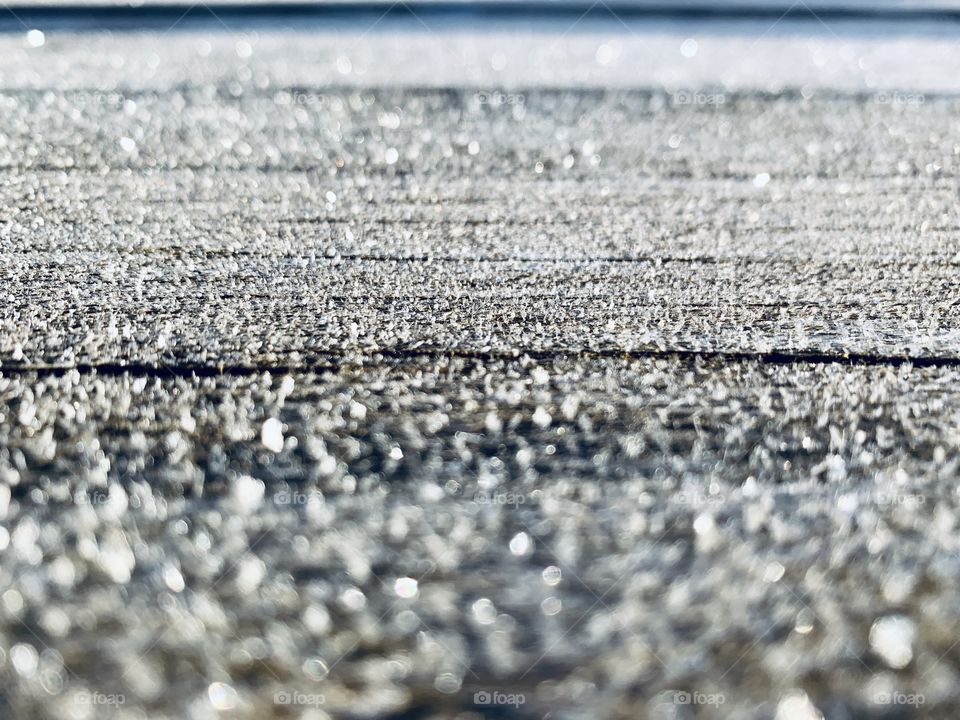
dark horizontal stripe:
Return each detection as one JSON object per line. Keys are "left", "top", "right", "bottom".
{"left": 4, "top": 346, "right": 960, "bottom": 378}
{"left": 4, "top": 1, "right": 960, "bottom": 32}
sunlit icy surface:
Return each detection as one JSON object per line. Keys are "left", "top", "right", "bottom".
{"left": 2, "top": 19, "right": 960, "bottom": 720}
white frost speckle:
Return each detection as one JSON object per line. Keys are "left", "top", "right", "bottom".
{"left": 472, "top": 598, "right": 496, "bottom": 624}
{"left": 207, "top": 682, "right": 238, "bottom": 710}
{"left": 869, "top": 615, "right": 915, "bottom": 669}
{"left": 509, "top": 531, "right": 533, "bottom": 557}
{"left": 775, "top": 691, "right": 823, "bottom": 720}
{"left": 596, "top": 43, "right": 615, "bottom": 65}
{"left": 394, "top": 577, "right": 418, "bottom": 598}
{"left": 763, "top": 561, "right": 786, "bottom": 583}
{"left": 163, "top": 564, "right": 185, "bottom": 593}
{"left": 10, "top": 643, "right": 38, "bottom": 677}
{"left": 541, "top": 596, "right": 562, "bottom": 615}
{"left": 231, "top": 475, "right": 265, "bottom": 512}
{"left": 542, "top": 565, "right": 562, "bottom": 586}
{"left": 532, "top": 406, "right": 552, "bottom": 428}
{"left": 261, "top": 418, "right": 284, "bottom": 452}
